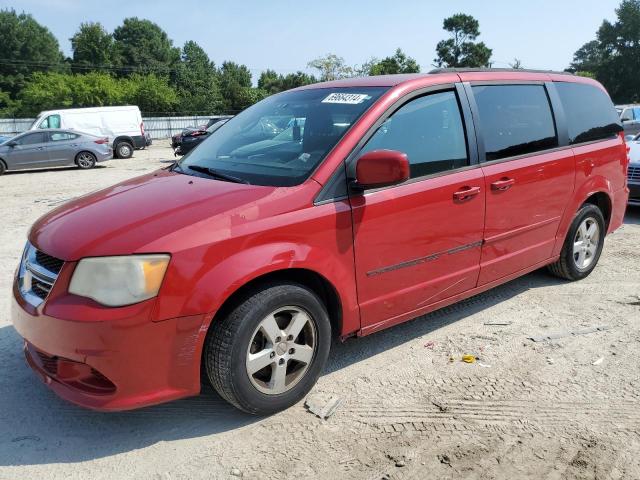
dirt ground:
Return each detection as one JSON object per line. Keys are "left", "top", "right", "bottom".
{"left": 1, "top": 141, "right": 639, "bottom": 480}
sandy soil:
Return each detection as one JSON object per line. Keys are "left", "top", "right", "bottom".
{"left": 1, "top": 141, "right": 639, "bottom": 479}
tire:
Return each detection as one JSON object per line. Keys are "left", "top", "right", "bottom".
{"left": 115, "top": 141, "right": 133, "bottom": 159}
{"left": 547, "top": 203, "right": 606, "bottom": 281}
{"left": 0, "top": 160, "right": 5, "bottom": 175}
{"left": 205, "top": 283, "right": 331, "bottom": 415}
{"left": 75, "top": 151, "right": 96, "bottom": 170}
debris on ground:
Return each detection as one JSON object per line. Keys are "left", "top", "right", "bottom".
{"left": 230, "top": 467, "right": 242, "bottom": 477}
{"left": 592, "top": 357, "right": 604, "bottom": 366}
{"left": 484, "top": 321, "right": 513, "bottom": 326}
{"left": 304, "top": 393, "right": 342, "bottom": 420}
{"left": 430, "top": 398, "right": 449, "bottom": 412}
{"left": 424, "top": 340, "right": 435, "bottom": 349}
{"left": 528, "top": 325, "right": 610, "bottom": 342}
{"left": 477, "top": 361, "right": 492, "bottom": 368}
{"left": 438, "top": 454, "right": 452, "bottom": 466}
{"left": 546, "top": 357, "right": 555, "bottom": 365}
{"left": 461, "top": 354, "right": 477, "bottom": 363}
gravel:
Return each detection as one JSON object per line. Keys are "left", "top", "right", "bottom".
{"left": 1, "top": 140, "right": 639, "bottom": 479}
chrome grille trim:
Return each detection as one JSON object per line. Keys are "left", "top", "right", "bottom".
{"left": 17, "top": 242, "right": 63, "bottom": 307}
{"left": 629, "top": 165, "right": 640, "bottom": 182}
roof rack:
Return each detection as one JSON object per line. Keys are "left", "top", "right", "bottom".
{"left": 428, "top": 67, "right": 574, "bottom": 76}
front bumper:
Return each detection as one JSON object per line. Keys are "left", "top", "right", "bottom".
{"left": 12, "top": 279, "right": 207, "bottom": 411}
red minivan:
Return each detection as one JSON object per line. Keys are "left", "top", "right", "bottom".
{"left": 12, "top": 69, "right": 629, "bottom": 414}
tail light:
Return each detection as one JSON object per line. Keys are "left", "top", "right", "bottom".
{"left": 140, "top": 122, "right": 145, "bottom": 136}
{"left": 94, "top": 137, "right": 109, "bottom": 145}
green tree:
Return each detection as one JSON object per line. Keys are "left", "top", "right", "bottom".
{"left": 369, "top": 49, "right": 420, "bottom": 75}
{"left": 122, "top": 73, "right": 179, "bottom": 114}
{"left": 307, "top": 54, "right": 353, "bottom": 81}
{"left": 218, "top": 61, "right": 254, "bottom": 112}
{"left": 17, "top": 72, "right": 74, "bottom": 115}
{"left": 434, "top": 14, "right": 493, "bottom": 68}
{"left": 258, "top": 69, "right": 316, "bottom": 94}
{"left": 112, "top": 18, "right": 180, "bottom": 76}
{"left": 71, "top": 22, "right": 115, "bottom": 70}
{"left": 570, "top": 0, "right": 640, "bottom": 103}
{"left": 0, "top": 9, "right": 66, "bottom": 97}
{"left": 70, "top": 72, "right": 125, "bottom": 107}
{"left": 0, "top": 89, "right": 18, "bottom": 116}
{"left": 174, "top": 40, "right": 222, "bottom": 114}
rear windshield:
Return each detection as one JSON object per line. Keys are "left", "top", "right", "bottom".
{"left": 176, "top": 87, "right": 387, "bottom": 186}
{"left": 555, "top": 82, "right": 622, "bottom": 145}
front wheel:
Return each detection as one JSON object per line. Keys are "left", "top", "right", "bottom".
{"left": 547, "top": 204, "right": 605, "bottom": 281}
{"left": 204, "top": 283, "right": 331, "bottom": 415}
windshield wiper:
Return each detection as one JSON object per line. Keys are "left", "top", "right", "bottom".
{"left": 187, "top": 165, "right": 250, "bottom": 184}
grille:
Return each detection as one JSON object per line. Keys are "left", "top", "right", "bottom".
{"left": 35, "top": 250, "right": 64, "bottom": 274}
{"left": 629, "top": 165, "right": 640, "bottom": 182}
{"left": 17, "top": 243, "right": 64, "bottom": 307}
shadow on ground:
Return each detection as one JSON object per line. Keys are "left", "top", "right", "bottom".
{"left": 0, "top": 266, "right": 565, "bottom": 467}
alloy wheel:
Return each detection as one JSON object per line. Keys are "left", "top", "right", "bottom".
{"left": 245, "top": 306, "right": 317, "bottom": 395}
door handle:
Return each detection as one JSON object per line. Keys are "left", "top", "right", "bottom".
{"left": 37, "top": 147, "right": 45, "bottom": 150}
{"left": 453, "top": 186, "right": 481, "bottom": 201}
{"left": 491, "top": 177, "right": 515, "bottom": 191}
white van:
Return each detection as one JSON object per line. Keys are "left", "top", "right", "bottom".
{"left": 30, "top": 106, "right": 149, "bottom": 158}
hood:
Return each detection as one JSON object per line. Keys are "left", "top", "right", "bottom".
{"left": 30, "top": 169, "right": 311, "bottom": 261}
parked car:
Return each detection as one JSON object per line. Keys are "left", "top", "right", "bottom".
{"left": 616, "top": 104, "right": 640, "bottom": 137}
{"left": 171, "top": 116, "right": 232, "bottom": 150}
{"left": 13, "top": 70, "right": 628, "bottom": 414}
{"left": 30, "top": 106, "right": 146, "bottom": 159}
{"left": 0, "top": 129, "right": 112, "bottom": 175}
{"left": 173, "top": 119, "right": 229, "bottom": 156}
{"left": 627, "top": 132, "right": 640, "bottom": 206}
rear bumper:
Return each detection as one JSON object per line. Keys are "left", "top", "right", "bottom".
{"left": 131, "top": 135, "right": 147, "bottom": 149}
{"left": 12, "top": 282, "right": 207, "bottom": 411}
{"left": 96, "top": 150, "right": 113, "bottom": 162}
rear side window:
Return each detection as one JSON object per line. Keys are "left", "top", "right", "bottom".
{"left": 49, "top": 132, "right": 78, "bottom": 142}
{"left": 555, "top": 82, "right": 622, "bottom": 145}
{"left": 359, "top": 90, "right": 468, "bottom": 179}
{"left": 472, "top": 85, "right": 558, "bottom": 161}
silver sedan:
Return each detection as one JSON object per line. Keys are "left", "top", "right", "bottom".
{"left": 0, "top": 129, "right": 113, "bottom": 175}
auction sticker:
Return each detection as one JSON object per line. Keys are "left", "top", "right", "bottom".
{"left": 322, "top": 93, "right": 371, "bottom": 104}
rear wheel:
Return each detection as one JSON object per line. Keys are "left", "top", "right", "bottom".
{"left": 547, "top": 204, "right": 605, "bottom": 281}
{"left": 0, "top": 160, "right": 5, "bottom": 175}
{"left": 115, "top": 141, "right": 133, "bottom": 159}
{"left": 204, "top": 283, "right": 331, "bottom": 415}
{"left": 76, "top": 152, "right": 96, "bottom": 170}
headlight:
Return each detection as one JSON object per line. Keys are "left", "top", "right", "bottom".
{"left": 69, "top": 255, "right": 170, "bottom": 307}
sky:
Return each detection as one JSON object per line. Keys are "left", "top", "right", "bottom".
{"left": 0, "top": 0, "right": 623, "bottom": 78}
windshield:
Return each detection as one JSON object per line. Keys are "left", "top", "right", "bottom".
{"left": 176, "top": 87, "right": 387, "bottom": 186}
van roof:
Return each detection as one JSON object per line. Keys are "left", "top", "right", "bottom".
{"left": 37, "top": 105, "right": 141, "bottom": 116}
{"left": 294, "top": 68, "right": 598, "bottom": 91}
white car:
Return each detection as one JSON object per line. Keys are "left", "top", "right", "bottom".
{"left": 628, "top": 133, "right": 640, "bottom": 206}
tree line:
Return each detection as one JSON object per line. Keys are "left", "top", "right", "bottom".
{"left": 3, "top": 2, "right": 638, "bottom": 118}
{"left": 0, "top": 9, "right": 497, "bottom": 117}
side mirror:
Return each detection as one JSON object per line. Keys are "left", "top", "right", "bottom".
{"left": 354, "top": 149, "right": 410, "bottom": 190}
{"left": 7, "top": 141, "right": 17, "bottom": 147}
{"left": 625, "top": 135, "right": 636, "bottom": 142}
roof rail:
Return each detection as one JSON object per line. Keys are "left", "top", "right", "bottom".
{"left": 428, "top": 67, "right": 574, "bottom": 76}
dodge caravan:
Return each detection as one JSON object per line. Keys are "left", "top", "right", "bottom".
{"left": 13, "top": 69, "right": 629, "bottom": 414}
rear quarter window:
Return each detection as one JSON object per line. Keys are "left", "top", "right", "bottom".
{"left": 555, "top": 82, "right": 622, "bottom": 145}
